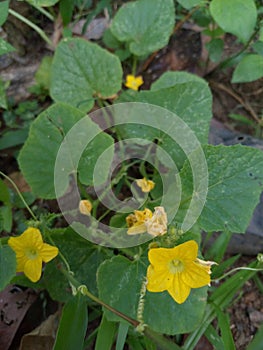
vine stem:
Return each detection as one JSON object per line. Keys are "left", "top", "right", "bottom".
{"left": 60, "top": 267, "right": 139, "bottom": 327}
{"left": 212, "top": 266, "right": 263, "bottom": 282}
{"left": 8, "top": 9, "right": 54, "bottom": 48}
{"left": 0, "top": 171, "right": 37, "bottom": 221}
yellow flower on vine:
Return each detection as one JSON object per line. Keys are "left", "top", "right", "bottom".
{"left": 126, "top": 206, "right": 167, "bottom": 236}
{"left": 146, "top": 240, "right": 215, "bottom": 304}
{"left": 136, "top": 177, "right": 155, "bottom": 193}
{"left": 125, "top": 74, "right": 143, "bottom": 91}
{"left": 8, "top": 227, "right": 58, "bottom": 282}
{"left": 79, "top": 199, "right": 92, "bottom": 215}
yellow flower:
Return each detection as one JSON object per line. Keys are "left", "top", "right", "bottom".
{"left": 79, "top": 199, "right": 92, "bottom": 215}
{"left": 125, "top": 74, "right": 143, "bottom": 91}
{"left": 146, "top": 240, "right": 215, "bottom": 304}
{"left": 136, "top": 178, "right": 155, "bottom": 193}
{"left": 126, "top": 206, "right": 167, "bottom": 236}
{"left": 8, "top": 227, "right": 59, "bottom": 282}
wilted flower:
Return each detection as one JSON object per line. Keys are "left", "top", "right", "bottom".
{"left": 136, "top": 177, "right": 155, "bottom": 193}
{"left": 126, "top": 206, "right": 167, "bottom": 237}
{"left": 79, "top": 199, "right": 92, "bottom": 215}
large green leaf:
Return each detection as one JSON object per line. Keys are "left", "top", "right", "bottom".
{"left": 111, "top": 0, "right": 175, "bottom": 56}
{"left": 50, "top": 38, "right": 122, "bottom": 112}
{"left": 151, "top": 71, "right": 206, "bottom": 91}
{"left": 53, "top": 293, "right": 88, "bottom": 350}
{"left": 0, "top": 245, "right": 16, "bottom": 291}
{"left": 117, "top": 81, "right": 212, "bottom": 169}
{"left": 210, "top": 0, "right": 257, "bottom": 43}
{"left": 44, "top": 228, "right": 109, "bottom": 302}
{"left": 232, "top": 54, "right": 263, "bottom": 83}
{"left": 18, "top": 103, "right": 114, "bottom": 198}
{"left": 178, "top": 145, "right": 263, "bottom": 233}
{"left": 97, "top": 255, "right": 207, "bottom": 335}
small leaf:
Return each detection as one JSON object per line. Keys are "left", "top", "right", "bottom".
{"left": 177, "top": 0, "right": 203, "bottom": 9}
{"left": 206, "top": 38, "right": 224, "bottom": 62}
{"left": 111, "top": 0, "right": 175, "bottom": 56}
{"left": 0, "top": 129, "right": 29, "bottom": 150}
{"left": 0, "top": 245, "right": 16, "bottom": 291}
{"left": 0, "top": 38, "right": 16, "bottom": 56}
{"left": 210, "top": 0, "right": 257, "bottom": 43}
{"left": 0, "top": 1, "right": 9, "bottom": 26}
{"left": 53, "top": 293, "right": 88, "bottom": 350}
{"left": 26, "top": 0, "right": 59, "bottom": 6}
{"left": 232, "top": 54, "right": 263, "bottom": 83}
{"left": 0, "top": 78, "right": 7, "bottom": 109}
{"left": 51, "top": 38, "right": 122, "bottom": 112}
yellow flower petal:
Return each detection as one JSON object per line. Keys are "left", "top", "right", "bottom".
{"left": 181, "top": 261, "right": 211, "bottom": 288}
{"left": 24, "top": 256, "right": 42, "bottom": 282}
{"left": 167, "top": 273, "right": 191, "bottom": 304}
{"left": 127, "top": 222, "right": 147, "bottom": 235}
{"left": 146, "top": 265, "right": 171, "bottom": 292}
{"left": 40, "top": 243, "right": 59, "bottom": 262}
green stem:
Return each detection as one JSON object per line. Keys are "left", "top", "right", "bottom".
{"left": 44, "top": 228, "right": 71, "bottom": 273}
{"left": 61, "top": 267, "right": 139, "bottom": 327}
{"left": 132, "top": 55, "right": 138, "bottom": 75}
{"left": 0, "top": 171, "right": 37, "bottom": 221}
{"left": 8, "top": 9, "right": 54, "bottom": 47}
{"left": 30, "top": 4, "right": 54, "bottom": 21}
{"left": 212, "top": 266, "right": 263, "bottom": 282}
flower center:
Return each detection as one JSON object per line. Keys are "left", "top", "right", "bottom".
{"left": 26, "top": 248, "right": 38, "bottom": 260}
{"left": 169, "top": 259, "right": 184, "bottom": 274}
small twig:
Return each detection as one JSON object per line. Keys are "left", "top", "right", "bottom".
{"left": 209, "top": 81, "right": 261, "bottom": 124}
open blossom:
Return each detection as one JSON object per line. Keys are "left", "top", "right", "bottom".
{"left": 146, "top": 240, "right": 215, "bottom": 304}
{"left": 136, "top": 177, "right": 155, "bottom": 193}
{"left": 126, "top": 206, "right": 167, "bottom": 236}
{"left": 125, "top": 74, "right": 143, "bottom": 91}
{"left": 79, "top": 199, "right": 92, "bottom": 215}
{"left": 8, "top": 227, "right": 58, "bottom": 282}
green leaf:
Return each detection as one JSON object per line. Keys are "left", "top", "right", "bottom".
{"left": 179, "top": 145, "right": 263, "bottom": 233}
{"left": 35, "top": 56, "right": 53, "bottom": 90}
{"left": 53, "top": 293, "right": 88, "bottom": 350}
{"left": 50, "top": 38, "right": 122, "bottom": 112}
{"left": 232, "top": 54, "right": 263, "bottom": 83}
{"left": 151, "top": 71, "right": 206, "bottom": 91}
{"left": 0, "top": 179, "right": 10, "bottom": 204}
{"left": 95, "top": 314, "right": 117, "bottom": 350}
{"left": 111, "top": 0, "right": 175, "bottom": 56}
{"left": 26, "top": 0, "right": 59, "bottom": 6}
{"left": 18, "top": 103, "right": 114, "bottom": 198}
{"left": 0, "top": 245, "right": 16, "bottom": 291}
{"left": 0, "top": 129, "right": 29, "bottom": 150}
{"left": 214, "top": 305, "right": 235, "bottom": 350}
{"left": 0, "top": 1, "right": 9, "bottom": 26}
{"left": 206, "top": 38, "right": 224, "bottom": 62}
{"left": 97, "top": 255, "right": 207, "bottom": 335}
{"left": 116, "top": 323, "right": 129, "bottom": 350}
{"left": 59, "top": 0, "right": 74, "bottom": 25}
{"left": 0, "top": 38, "right": 16, "bottom": 56}
{"left": 210, "top": 0, "right": 257, "bottom": 43}
{"left": 0, "top": 78, "right": 7, "bottom": 109}
{"left": 247, "top": 323, "right": 263, "bottom": 350}
{"left": 44, "top": 228, "right": 109, "bottom": 302}
{"left": 177, "top": 0, "right": 203, "bottom": 9}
